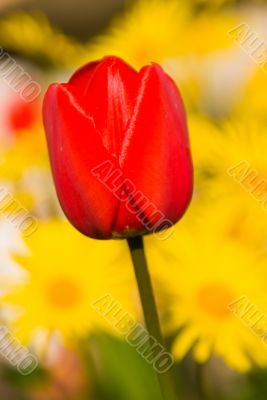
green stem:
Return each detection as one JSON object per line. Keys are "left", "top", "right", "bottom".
{"left": 127, "top": 236, "right": 177, "bottom": 400}
{"left": 195, "top": 362, "right": 207, "bottom": 400}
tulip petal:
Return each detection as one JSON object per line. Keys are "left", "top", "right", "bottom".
{"left": 69, "top": 60, "right": 100, "bottom": 96}
{"left": 43, "top": 83, "right": 120, "bottom": 239}
{"left": 117, "top": 64, "right": 193, "bottom": 231}
{"left": 70, "top": 56, "right": 139, "bottom": 159}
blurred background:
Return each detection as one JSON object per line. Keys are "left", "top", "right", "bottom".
{"left": 1, "top": 0, "right": 267, "bottom": 399}
{"left": 0, "top": 0, "right": 127, "bottom": 39}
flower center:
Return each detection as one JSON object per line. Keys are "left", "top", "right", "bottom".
{"left": 46, "top": 277, "right": 81, "bottom": 309}
{"left": 227, "top": 214, "right": 248, "bottom": 242}
{"left": 196, "top": 283, "right": 234, "bottom": 318}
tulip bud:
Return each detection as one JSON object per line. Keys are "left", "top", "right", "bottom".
{"left": 43, "top": 56, "right": 193, "bottom": 239}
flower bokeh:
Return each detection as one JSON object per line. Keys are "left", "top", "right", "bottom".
{"left": 1, "top": 0, "right": 267, "bottom": 399}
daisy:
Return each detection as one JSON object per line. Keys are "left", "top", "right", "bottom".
{"left": 146, "top": 228, "right": 267, "bottom": 372}
{"left": 3, "top": 220, "right": 136, "bottom": 344}
{"left": 189, "top": 115, "right": 267, "bottom": 189}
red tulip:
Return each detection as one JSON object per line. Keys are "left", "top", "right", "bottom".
{"left": 43, "top": 56, "right": 193, "bottom": 239}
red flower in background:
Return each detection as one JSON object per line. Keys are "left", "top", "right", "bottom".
{"left": 43, "top": 56, "right": 193, "bottom": 239}
{"left": 8, "top": 98, "right": 39, "bottom": 133}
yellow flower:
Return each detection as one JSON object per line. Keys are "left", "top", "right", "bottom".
{"left": 187, "top": 114, "right": 267, "bottom": 249}
{"left": 85, "top": 0, "right": 191, "bottom": 70}
{"left": 187, "top": 114, "right": 221, "bottom": 185}
{"left": 85, "top": 0, "right": 237, "bottom": 69}
{"left": 181, "top": 12, "right": 237, "bottom": 56}
{"left": 0, "top": 124, "right": 48, "bottom": 182}
{"left": 0, "top": 12, "right": 87, "bottom": 67}
{"left": 236, "top": 67, "right": 267, "bottom": 119}
{"left": 192, "top": 193, "right": 267, "bottom": 251}
{"left": 146, "top": 229, "right": 267, "bottom": 372}
{"left": 4, "top": 220, "right": 135, "bottom": 344}
{"left": 189, "top": 115, "right": 267, "bottom": 191}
